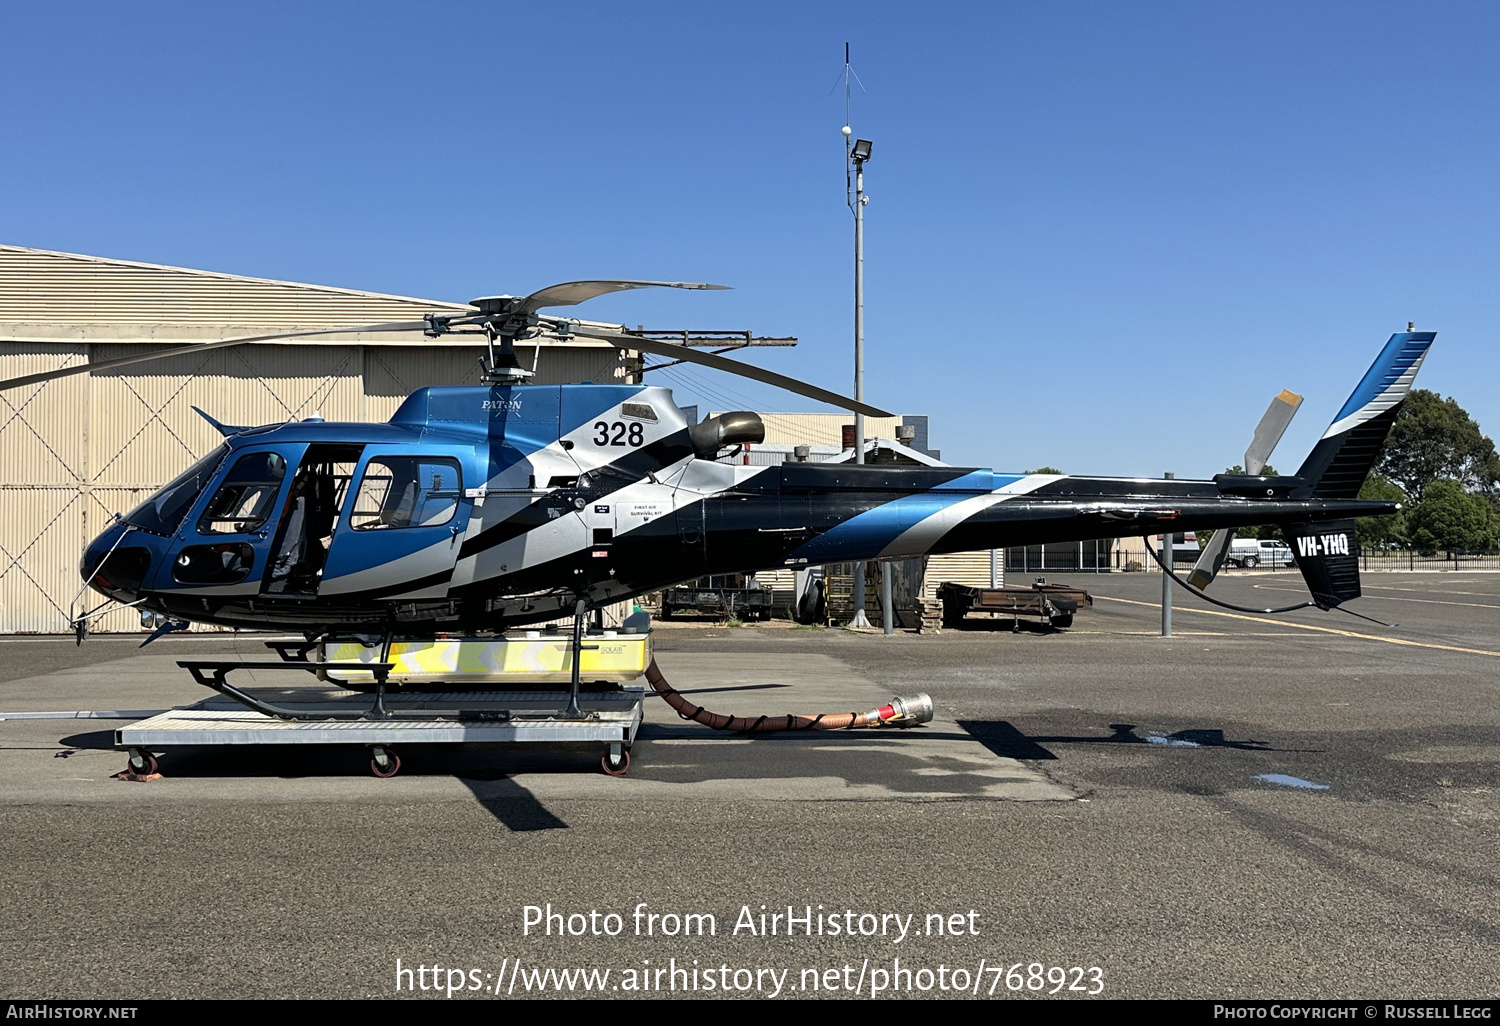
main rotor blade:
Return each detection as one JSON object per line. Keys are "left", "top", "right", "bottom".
{"left": 564, "top": 324, "right": 893, "bottom": 418}
{"left": 519, "top": 280, "right": 729, "bottom": 318}
{"left": 1187, "top": 388, "right": 1304, "bottom": 590}
{"left": 0, "top": 321, "right": 432, "bottom": 392}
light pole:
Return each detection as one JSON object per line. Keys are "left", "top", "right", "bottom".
{"left": 1161, "top": 472, "right": 1174, "bottom": 637}
{"left": 844, "top": 127, "right": 874, "bottom": 628}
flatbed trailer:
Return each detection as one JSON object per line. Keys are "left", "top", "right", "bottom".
{"left": 659, "top": 573, "right": 773, "bottom": 621}
{"left": 937, "top": 579, "right": 1092, "bottom": 630}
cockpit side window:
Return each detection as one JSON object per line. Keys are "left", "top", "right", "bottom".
{"left": 197, "top": 452, "right": 287, "bottom": 535}
{"left": 124, "top": 445, "right": 229, "bottom": 537}
{"left": 349, "top": 457, "right": 462, "bottom": 530}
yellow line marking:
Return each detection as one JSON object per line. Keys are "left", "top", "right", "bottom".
{"left": 1072, "top": 630, "right": 1299, "bottom": 637}
{"left": 1362, "top": 583, "right": 1500, "bottom": 599}
{"left": 1249, "top": 583, "right": 1500, "bottom": 611}
{"left": 1094, "top": 595, "right": 1500, "bottom": 658}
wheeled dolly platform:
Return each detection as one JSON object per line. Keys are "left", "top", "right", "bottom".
{"left": 116, "top": 687, "right": 644, "bottom": 778}
{"left": 115, "top": 612, "right": 652, "bottom": 778}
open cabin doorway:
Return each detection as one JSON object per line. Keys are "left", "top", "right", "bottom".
{"left": 263, "top": 444, "right": 364, "bottom": 596}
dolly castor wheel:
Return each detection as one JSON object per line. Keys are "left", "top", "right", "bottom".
{"left": 370, "top": 746, "right": 401, "bottom": 778}
{"left": 602, "top": 744, "right": 630, "bottom": 776}
{"left": 126, "top": 749, "right": 158, "bottom": 776}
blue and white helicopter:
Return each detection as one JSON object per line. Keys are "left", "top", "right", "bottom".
{"left": 2, "top": 280, "right": 1429, "bottom": 643}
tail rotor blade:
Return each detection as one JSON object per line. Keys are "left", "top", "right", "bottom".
{"left": 564, "top": 324, "right": 893, "bottom": 418}
{"left": 1189, "top": 388, "right": 1304, "bottom": 590}
{"left": 1244, "top": 389, "right": 1303, "bottom": 474}
{"left": 1187, "top": 530, "right": 1234, "bottom": 589}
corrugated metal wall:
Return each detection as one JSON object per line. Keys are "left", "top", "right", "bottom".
{"left": 924, "top": 551, "right": 1003, "bottom": 597}
{"left": 723, "top": 412, "right": 903, "bottom": 447}
{"left": 0, "top": 344, "right": 90, "bottom": 632}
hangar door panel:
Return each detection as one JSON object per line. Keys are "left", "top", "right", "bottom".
{"left": 88, "top": 344, "right": 364, "bottom": 489}
{"left": 0, "top": 346, "right": 88, "bottom": 632}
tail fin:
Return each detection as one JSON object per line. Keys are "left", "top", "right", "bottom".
{"left": 1294, "top": 331, "right": 1434, "bottom": 498}
{"left": 1282, "top": 330, "right": 1434, "bottom": 609}
{"left": 1282, "top": 519, "right": 1360, "bottom": 608}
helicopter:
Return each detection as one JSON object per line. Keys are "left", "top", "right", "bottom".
{"left": 0, "top": 279, "right": 1429, "bottom": 643}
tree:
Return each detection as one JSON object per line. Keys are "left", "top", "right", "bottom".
{"left": 1376, "top": 390, "right": 1499, "bottom": 502}
{"left": 1027, "top": 466, "right": 1062, "bottom": 475}
{"left": 1355, "top": 473, "right": 1407, "bottom": 548}
{"left": 1406, "top": 479, "right": 1499, "bottom": 556}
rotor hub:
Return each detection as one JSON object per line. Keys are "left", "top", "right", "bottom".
{"left": 468, "top": 296, "right": 518, "bottom": 316}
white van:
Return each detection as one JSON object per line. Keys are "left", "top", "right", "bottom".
{"left": 1228, "top": 537, "right": 1295, "bottom": 569}
{"left": 1168, "top": 532, "right": 1201, "bottom": 565}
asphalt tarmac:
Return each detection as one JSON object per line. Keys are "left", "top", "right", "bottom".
{"left": 0, "top": 569, "right": 1495, "bottom": 1000}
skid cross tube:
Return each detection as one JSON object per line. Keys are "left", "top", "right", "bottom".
{"left": 566, "top": 597, "right": 601, "bottom": 719}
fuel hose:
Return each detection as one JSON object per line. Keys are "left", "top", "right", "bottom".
{"left": 643, "top": 659, "right": 933, "bottom": 732}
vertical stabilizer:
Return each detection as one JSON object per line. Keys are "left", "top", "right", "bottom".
{"left": 1294, "top": 331, "right": 1434, "bottom": 498}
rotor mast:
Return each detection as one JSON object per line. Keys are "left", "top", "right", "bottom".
{"left": 464, "top": 295, "right": 538, "bottom": 385}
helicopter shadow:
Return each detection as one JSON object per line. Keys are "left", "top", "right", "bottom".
{"left": 943, "top": 619, "right": 1066, "bottom": 635}
{"left": 956, "top": 720, "right": 1299, "bottom": 761}
{"left": 458, "top": 774, "right": 569, "bottom": 832}
{"left": 58, "top": 729, "right": 118, "bottom": 752}
{"left": 666, "top": 682, "right": 792, "bottom": 696}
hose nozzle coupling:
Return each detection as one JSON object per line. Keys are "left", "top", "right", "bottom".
{"left": 869, "top": 692, "right": 934, "bottom": 727}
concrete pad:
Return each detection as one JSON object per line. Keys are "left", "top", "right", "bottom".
{"left": 0, "top": 648, "right": 1077, "bottom": 804}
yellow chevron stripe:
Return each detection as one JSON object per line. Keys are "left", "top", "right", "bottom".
{"left": 323, "top": 633, "right": 653, "bottom": 684}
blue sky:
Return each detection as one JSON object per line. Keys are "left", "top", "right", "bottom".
{"left": 3, "top": 1, "right": 1496, "bottom": 476}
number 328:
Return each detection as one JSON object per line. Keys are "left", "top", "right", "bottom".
{"left": 594, "top": 421, "right": 644, "bottom": 447}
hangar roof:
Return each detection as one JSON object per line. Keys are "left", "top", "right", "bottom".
{"left": 0, "top": 244, "right": 614, "bottom": 348}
